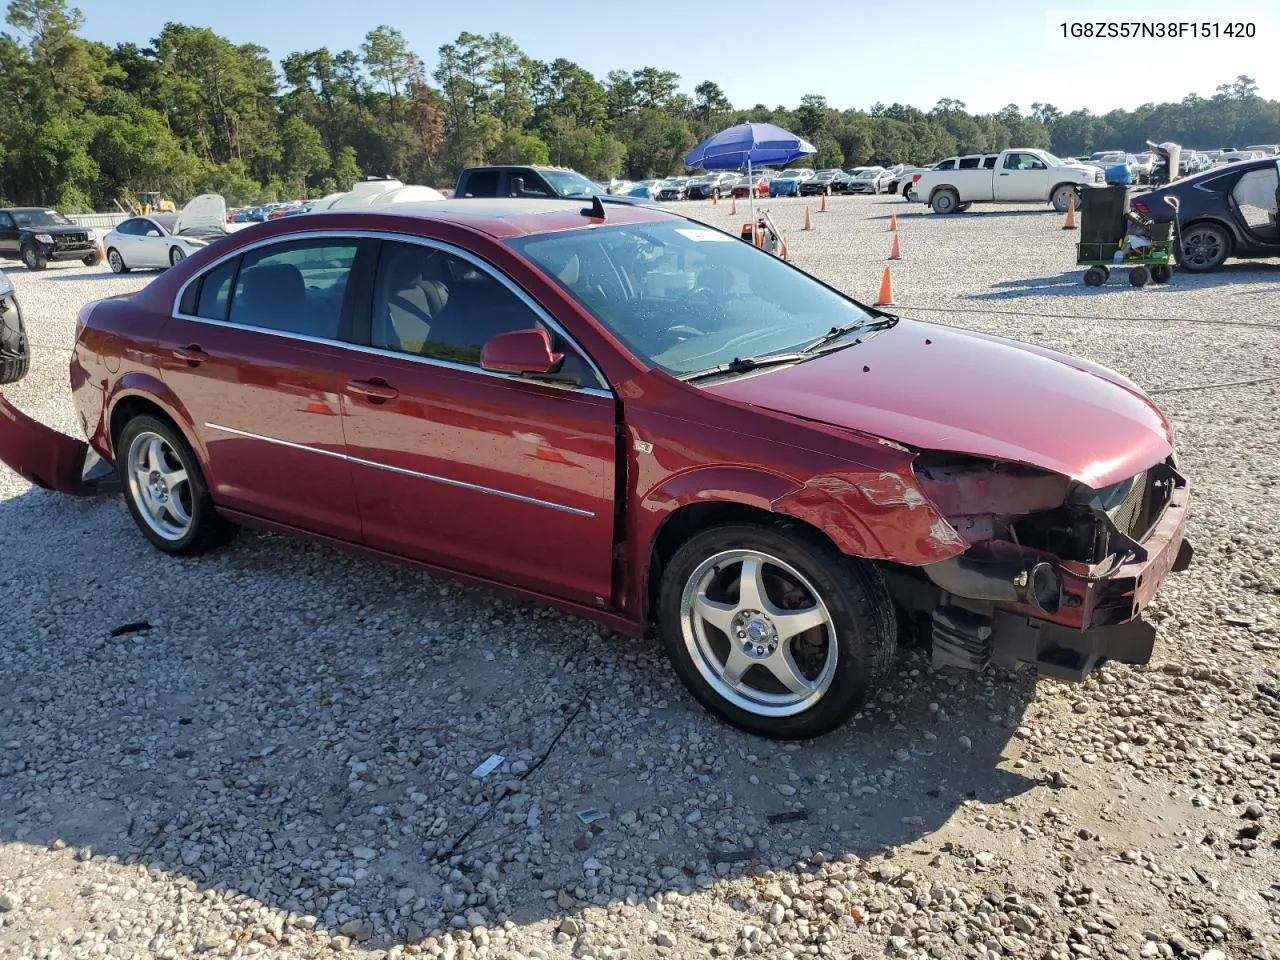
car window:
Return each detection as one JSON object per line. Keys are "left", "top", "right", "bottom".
{"left": 1231, "top": 167, "right": 1280, "bottom": 229}
{"left": 463, "top": 170, "right": 501, "bottom": 197}
{"left": 142, "top": 220, "right": 164, "bottom": 237}
{"left": 116, "top": 218, "right": 143, "bottom": 236}
{"left": 957, "top": 157, "right": 980, "bottom": 169}
{"left": 368, "top": 240, "right": 598, "bottom": 383}
{"left": 184, "top": 257, "right": 240, "bottom": 321}
{"left": 983, "top": 156, "right": 997, "bottom": 169}
{"left": 934, "top": 159, "right": 956, "bottom": 170}
{"left": 1004, "top": 153, "right": 1044, "bottom": 171}
{"left": 227, "top": 239, "right": 358, "bottom": 339}
{"left": 0, "top": 212, "right": 16, "bottom": 229}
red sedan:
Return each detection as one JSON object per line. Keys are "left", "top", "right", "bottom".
{"left": 731, "top": 176, "right": 769, "bottom": 199}
{"left": 0, "top": 198, "right": 1193, "bottom": 738}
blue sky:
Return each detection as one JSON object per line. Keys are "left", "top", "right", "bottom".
{"left": 72, "top": 0, "right": 1278, "bottom": 115}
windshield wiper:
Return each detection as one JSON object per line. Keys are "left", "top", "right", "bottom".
{"left": 681, "top": 352, "right": 809, "bottom": 382}
{"left": 801, "top": 313, "right": 899, "bottom": 354}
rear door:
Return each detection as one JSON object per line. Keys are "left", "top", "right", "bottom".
{"left": 338, "top": 237, "right": 618, "bottom": 606}
{"left": 157, "top": 235, "right": 367, "bottom": 540}
{"left": 1228, "top": 163, "right": 1280, "bottom": 243}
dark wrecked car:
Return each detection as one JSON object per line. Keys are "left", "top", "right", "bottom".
{"left": 0, "top": 207, "right": 102, "bottom": 270}
{"left": 1133, "top": 155, "right": 1280, "bottom": 272}
{"left": 0, "top": 198, "right": 1193, "bottom": 739}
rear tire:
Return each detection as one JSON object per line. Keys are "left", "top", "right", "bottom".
{"left": 1129, "top": 265, "right": 1150, "bottom": 287}
{"left": 1175, "top": 222, "right": 1230, "bottom": 272}
{"left": 930, "top": 189, "right": 959, "bottom": 214}
{"left": 1151, "top": 264, "right": 1172, "bottom": 283}
{"left": 657, "top": 521, "right": 897, "bottom": 740}
{"left": 1083, "top": 265, "right": 1108, "bottom": 286}
{"left": 117, "top": 414, "right": 238, "bottom": 556}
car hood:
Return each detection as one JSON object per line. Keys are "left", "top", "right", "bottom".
{"left": 176, "top": 193, "right": 229, "bottom": 235}
{"left": 703, "top": 319, "right": 1172, "bottom": 489}
{"left": 24, "top": 224, "right": 85, "bottom": 235}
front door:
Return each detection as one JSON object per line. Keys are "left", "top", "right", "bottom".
{"left": 156, "top": 236, "right": 365, "bottom": 540}
{"left": 995, "top": 152, "right": 1050, "bottom": 202}
{"left": 339, "top": 238, "right": 617, "bottom": 606}
{"left": 0, "top": 212, "right": 18, "bottom": 257}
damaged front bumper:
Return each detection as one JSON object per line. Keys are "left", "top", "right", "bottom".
{"left": 0, "top": 393, "right": 117, "bottom": 495}
{"left": 887, "top": 468, "right": 1193, "bottom": 682}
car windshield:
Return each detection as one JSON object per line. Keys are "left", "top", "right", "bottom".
{"left": 1040, "top": 153, "right": 1066, "bottom": 167}
{"left": 856, "top": 170, "right": 880, "bottom": 179}
{"left": 507, "top": 219, "right": 878, "bottom": 377}
{"left": 11, "top": 209, "right": 73, "bottom": 228}
{"left": 542, "top": 170, "right": 603, "bottom": 198}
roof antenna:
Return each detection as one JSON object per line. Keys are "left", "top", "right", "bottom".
{"left": 581, "top": 195, "right": 606, "bottom": 220}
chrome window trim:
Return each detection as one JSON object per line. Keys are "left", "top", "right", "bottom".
{"left": 205, "top": 422, "right": 595, "bottom": 518}
{"left": 170, "top": 228, "right": 613, "bottom": 395}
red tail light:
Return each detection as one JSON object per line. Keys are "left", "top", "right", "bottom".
{"left": 911, "top": 174, "right": 923, "bottom": 184}
{"left": 1131, "top": 200, "right": 1149, "bottom": 216}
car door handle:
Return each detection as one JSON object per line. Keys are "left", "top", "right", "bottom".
{"left": 346, "top": 378, "right": 399, "bottom": 402}
{"left": 172, "top": 345, "right": 208, "bottom": 365}
{"left": 999, "top": 173, "right": 1011, "bottom": 176}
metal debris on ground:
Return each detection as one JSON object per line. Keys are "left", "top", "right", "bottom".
{"left": 576, "top": 808, "right": 608, "bottom": 826}
{"left": 470, "top": 753, "right": 504, "bottom": 778}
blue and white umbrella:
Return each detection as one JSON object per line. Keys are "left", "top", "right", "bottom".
{"left": 684, "top": 122, "right": 817, "bottom": 228}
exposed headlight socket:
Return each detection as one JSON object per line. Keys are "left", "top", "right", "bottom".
{"left": 1028, "top": 562, "right": 1062, "bottom": 615}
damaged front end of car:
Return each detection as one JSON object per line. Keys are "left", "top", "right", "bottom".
{"left": 0, "top": 393, "right": 117, "bottom": 495}
{"left": 880, "top": 452, "right": 1194, "bottom": 681}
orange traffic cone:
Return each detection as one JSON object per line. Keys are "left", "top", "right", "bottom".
{"left": 730, "top": 196, "right": 737, "bottom": 215}
{"left": 803, "top": 206, "right": 813, "bottom": 231}
{"left": 889, "top": 233, "right": 902, "bottom": 260}
{"left": 779, "top": 236, "right": 788, "bottom": 260}
{"left": 1062, "top": 194, "right": 1078, "bottom": 230}
{"left": 874, "top": 266, "right": 895, "bottom": 306}
{"left": 889, "top": 212, "right": 898, "bottom": 232}
{"left": 820, "top": 192, "right": 828, "bottom": 213}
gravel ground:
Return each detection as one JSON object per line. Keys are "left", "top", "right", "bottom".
{"left": 1, "top": 196, "right": 1278, "bottom": 960}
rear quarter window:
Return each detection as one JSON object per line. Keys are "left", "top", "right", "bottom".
{"left": 179, "top": 256, "right": 240, "bottom": 320}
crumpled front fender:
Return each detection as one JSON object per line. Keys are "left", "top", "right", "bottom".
{"left": 0, "top": 393, "right": 113, "bottom": 495}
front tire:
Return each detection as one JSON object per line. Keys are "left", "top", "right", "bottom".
{"left": 1051, "top": 185, "right": 1080, "bottom": 213}
{"left": 657, "top": 522, "right": 897, "bottom": 739}
{"left": 169, "top": 246, "right": 186, "bottom": 267}
{"left": 0, "top": 297, "right": 29, "bottom": 385}
{"left": 107, "top": 248, "right": 129, "bottom": 273}
{"left": 20, "top": 244, "right": 47, "bottom": 271}
{"left": 117, "top": 414, "right": 237, "bottom": 556}
{"left": 82, "top": 250, "right": 102, "bottom": 266}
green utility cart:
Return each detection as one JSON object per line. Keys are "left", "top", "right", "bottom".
{"left": 1077, "top": 238, "right": 1174, "bottom": 288}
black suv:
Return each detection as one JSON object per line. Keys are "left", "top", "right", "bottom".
{"left": 0, "top": 207, "right": 102, "bottom": 270}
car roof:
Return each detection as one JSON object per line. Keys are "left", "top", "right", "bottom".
{"left": 280, "top": 198, "right": 678, "bottom": 240}
{"left": 6, "top": 207, "right": 56, "bottom": 213}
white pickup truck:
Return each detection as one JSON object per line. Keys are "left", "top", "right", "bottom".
{"left": 910, "top": 149, "right": 1103, "bottom": 214}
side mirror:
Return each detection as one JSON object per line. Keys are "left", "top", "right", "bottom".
{"left": 146, "top": 230, "right": 161, "bottom": 237}
{"left": 510, "top": 176, "right": 525, "bottom": 196}
{"left": 480, "top": 328, "right": 563, "bottom": 376}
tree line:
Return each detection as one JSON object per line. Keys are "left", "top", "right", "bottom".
{"left": 1, "top": 0, "right": 1276, "bottom": 211}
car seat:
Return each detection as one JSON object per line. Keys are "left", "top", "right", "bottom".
{"left": 376, "top": 246, "right": 450, "bottom": 353}
{"left": 237, "top": 263, "right": 315, "bottom": 334}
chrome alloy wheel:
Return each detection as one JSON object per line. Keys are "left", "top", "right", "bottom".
{"left": 680, "top": 549, "right": 837, "bottom": 717}
{"left": 126, "top": 430, "right": 192, "bottom": 541}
